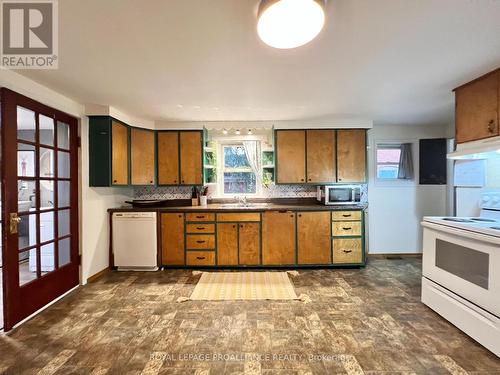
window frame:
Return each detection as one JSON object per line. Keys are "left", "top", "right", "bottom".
{"left": 373, "top": 141, "right": 416, "bottom": 187}
{"left": 217, "top": 142, "right": 261, "bottom": 197}
{"left": 376, "top": 143, "right": 402, "bottom": 180}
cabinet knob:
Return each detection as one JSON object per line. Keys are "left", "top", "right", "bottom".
{"left": 290, "top": 214, "right": 294, "bottom": 217}
{"left": 232, "top": 225, "right": 236, "bottom": 228}
{"left": 342, "top": 227, "right": 352, "bottom": 231}
{"left": 113, "top": 179, "right": 117, "bottom": 183}
{"left": 196, "top": 256, "right": 206, "bottom": 260}
{"left": 196, "top": 240, "right": 206, "bottom": 244}
{"left": 342, "top": 249, "right": 353, "bottom": 253}
{"left": 488, "top": 120, "right": 496, "bottom": 133}
{"left": 298, "top": 214, "right": 302, "bottom": 217}
{"left": 182, "top": 180, "right": 185, "bottom": 183}
{"left": 196, "top": 227, "right": 205, "bottom": 230}
{"left": 174, "top": 180, "right": 177, "bottom": 183}
{"left": 300, "top": 178, "right": 304, "bottom": 182}
{"left": 308, "top": 178, "right": 311, "bottom": 181}
{"left": 240, "top": 224, "right": 243, "bottom": 228}
{"left": 178, "top": 215, "right": 182, "bottom": 218}
{"left": 149, "top": 180, "right": 153, "bottom": 184}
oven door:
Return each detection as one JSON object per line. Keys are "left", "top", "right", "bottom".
{"left": 422, "top": 222, "right": 500, "bottom": 316}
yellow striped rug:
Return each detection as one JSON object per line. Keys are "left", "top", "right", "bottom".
{"left": 188, "top": 271, "right": 299, "bottom": 301}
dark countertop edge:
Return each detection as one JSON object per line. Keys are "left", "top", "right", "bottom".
{"left": 107, "top": 204, "right": 368, "bottom": 213}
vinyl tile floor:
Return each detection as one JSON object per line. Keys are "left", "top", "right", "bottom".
{"left": 0, "top": 258, "right": 499, "bottom": 374}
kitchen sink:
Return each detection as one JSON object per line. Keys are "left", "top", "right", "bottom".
{"left": 219, "top": 202, "right": 272, "bottom": 209}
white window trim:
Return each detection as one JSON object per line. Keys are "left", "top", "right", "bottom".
{"left": 215, "top": 141, "right": 263, "bottom": 198}
{"left": 373, "top": 139, "right": 418, "bottom": 187}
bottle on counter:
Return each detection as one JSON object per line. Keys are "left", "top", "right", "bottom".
{"left": 191, "top": 186, "right": 199, "bottom": 206}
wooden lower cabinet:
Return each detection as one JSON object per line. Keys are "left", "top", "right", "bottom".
{"left": 333, "top": 238, "right": 363, "bottom": 264}
{"left": 239, "top": 223, "right": 260, "bottom": 265}
{"left": 297, "top": 212, "right": 331, "bottom": 264}
{"left": 217, "top": 223, "right": 238, "bottom": 265}
{"left": 262, "top": 211, "right": 296, "bottom": 265}
{"left": 161, "top": 213, "right": 185, "bottom": 265}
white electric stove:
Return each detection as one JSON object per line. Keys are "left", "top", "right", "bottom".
{"left": 421, "top": 191, "right": 500, "bottom": 358}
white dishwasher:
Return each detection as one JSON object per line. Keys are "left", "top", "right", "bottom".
{"left": 112, "top": 212, "right": 158, "bottom": 271}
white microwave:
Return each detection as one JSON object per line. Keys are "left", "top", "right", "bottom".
{"left": 317, "top": 185, "right": 361, "bottom": 205}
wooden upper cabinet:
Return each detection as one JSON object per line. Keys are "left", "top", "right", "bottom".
{"left": 161, "top": 213, "right": 185, "bottom": 266}
{"left": 337, "top": 129, "right": 366, "bottom": 183}
{"left": 297, "top": 212, "right": 331, "bottom": 265}
{"left": 262, "top": 211, "right": 296, "bottom": 265}
{"left": 217, "top": 223, "right": 238, "bottom": 266}
{"left": 111, "top": 121, "right": 129, "bottom": 185}
{"left": 276, "top": 130, "right": 306, "bottom": 183}
{"left": 239, "top": 223, "right": 260, "bottom": 265}
{"left": 130, "top": 128, "right": 155, "bottom": 185}
{"left": 180, "top": 131, "right": 202, "bottom": 185}
{"left": 306, "top": 130, "right": 336, "bottom": 183}
{"left": 157, "top": 131, "right": 179, "bottom": 185}
{"left": 455, "top": 70, "right": 499, "bottom": 144}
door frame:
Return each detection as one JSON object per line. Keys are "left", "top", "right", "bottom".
{"left": 1, "top": 88, "right": 80, "bottom": 331}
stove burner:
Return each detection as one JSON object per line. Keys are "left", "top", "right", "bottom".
{"left": 471, "top": 218, "right": 497, "bottom": 223}
{"left": 442, "top": 218, "right": 475, "bottom": 223}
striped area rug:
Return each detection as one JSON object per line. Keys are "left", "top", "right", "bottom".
{"left": 188, "top": 271, "right": 299, "bottom": 301}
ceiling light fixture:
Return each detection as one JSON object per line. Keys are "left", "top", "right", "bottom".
{"left": 257, "top": 0, "right": 326, "bottom": 49}
{"left": 222, "top": 129, "right": 228, "bottom": 135}
{"left": 247, "top": 129, "right": 253, "bottom": 135}
{"left": 235, "top": 129, "right": 241, "bottom": 135}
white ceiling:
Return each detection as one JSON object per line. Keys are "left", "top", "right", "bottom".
{"left": 19, "top": 0, "right": 500, "bottom": 125}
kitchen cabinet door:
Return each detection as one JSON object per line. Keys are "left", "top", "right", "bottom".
{"left": 180, "top": 131, "right": 202, "bottom": 185}
{"left": 239, "top": 223, "right": 260, "bottom": 265}
{"left": 262, "top": 211, "right": 296, "bottom": 265}
{"left": 111, "top": 120, "right": 129, "bottom": 185}
{"left": 337, "top": 129, "right": 366, "bottom": 183}
{"left": 161, "top": 213, "right": 185, "bottom": 265}
{"left": 297, "top": 212, "right": 331, "bottom": 264}
{"left": 276, "top": 130, "right": 306, "bottom": 184}
{"left": 455, "top": 70, "right": 499, "bottom": 143}
{"left": 131, "top": 128, "right": 155, "bottom": 185}
{"left": 306, "top": 130, "right": 336, "bottom": 183}
{"left": 217, "top": 223, "right": 238, "bottom": 265}
{"left": 157, "top": 131, "right": 179, "bottom": 185}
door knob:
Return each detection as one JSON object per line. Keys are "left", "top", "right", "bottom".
{"left": 10, "top": 213, "right": 21, "bottom": 234}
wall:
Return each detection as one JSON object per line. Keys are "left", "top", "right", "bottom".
{"left": 367, "top": 123, "right": 449, "bottom": 254}
{"left": 0, "top": 70, "right": 134, "bottom": 284}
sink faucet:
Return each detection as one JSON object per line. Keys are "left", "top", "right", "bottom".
{"left": 236, "top": 195, "right": 248, "bottom": 207}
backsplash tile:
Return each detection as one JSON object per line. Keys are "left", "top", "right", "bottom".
{"left": 134, "top": 184, "right": 368, "bottom": 203}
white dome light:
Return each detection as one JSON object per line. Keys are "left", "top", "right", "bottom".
{"left": 257, "top": 0, "right": 326, "bottom": 49}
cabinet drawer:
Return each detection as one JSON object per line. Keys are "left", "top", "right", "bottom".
{"left": 216, "top": 213, "right": 261, "bottom": 222}
{"left": 186, "top": 234, "right": 215, "bottom": 249}
{"left": 332, "top": 221, "right": 362, "bottom": 236}
{"left": 332, "top": 211, "right": 362, "bottom": 221}
{"left": 186, "top": 223, "right": 215, "bottom": 234}
{"left": 333, "top": 238, "right": 363, "bottom": 264}
{"left": 186, "top": 213, "right": 215, "bottom": 222}
{"left": 186, "top": 251, "right": 215, "bottom": 266}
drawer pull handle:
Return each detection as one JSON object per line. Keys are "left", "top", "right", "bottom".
{"left": 196, "top": 256, "right": 206, "bottom": 260}
{"left": 196, "top": 227, "right": 205, "bottom": 230}
{"left": 342, "top": 227, "right": 352, "bottom": 230}
{"left": 342, "top": 249, "right": 352, "bottom": 253}
{"left": 342, "top": 214, "right": 351, "bottom": 217}
{"left": 196, "top": 216, "right": 205, "bottom": 219}
{"left": 196, "top": 240, "right": 206, "bottom": 244}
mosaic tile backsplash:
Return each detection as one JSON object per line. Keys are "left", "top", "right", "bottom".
{"left": 134, "top": 184, "right": 368, "bottom": 203}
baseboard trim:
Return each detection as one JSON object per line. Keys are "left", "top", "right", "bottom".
{"left": 368, "top": 253, "right": 422, "bottom": 259}
{"left": 87, "top": 267, "right": 110, "bottom": 283}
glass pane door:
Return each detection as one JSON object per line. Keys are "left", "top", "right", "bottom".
{"left": 1, "top": 88, "right": 79, "bottom": 331}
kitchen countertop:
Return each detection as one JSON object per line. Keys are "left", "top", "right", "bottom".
{"left": 108, "top": 202, "right": 368, "bottom": 213}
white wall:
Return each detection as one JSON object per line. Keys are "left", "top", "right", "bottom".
{"left": 0, "top": 70, "right": 134, "bottom": 283}
{"left": 367, "top": 124, "right": 449, "bottom": 254}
